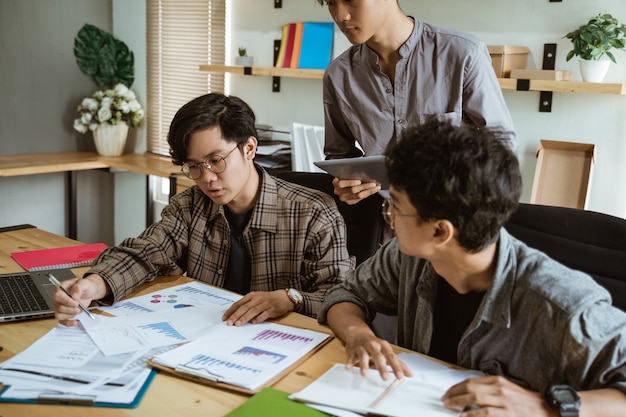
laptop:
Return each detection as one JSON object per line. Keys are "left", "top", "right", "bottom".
{"left": 0, "top": 268, "right": 75, "bottom": 322}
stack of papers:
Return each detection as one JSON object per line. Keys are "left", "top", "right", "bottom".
{"left": 0, "top": 282, "right": 243, "bottom": 407}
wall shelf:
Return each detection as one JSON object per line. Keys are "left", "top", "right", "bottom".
{"left": 498, "top": 78, "right": 626, "bottom": 95}
{"left": 199, "top": 64, "right": 324, "bottom": 79}
{"left": 201, "top": 64, "right": 626, "bottom": 96}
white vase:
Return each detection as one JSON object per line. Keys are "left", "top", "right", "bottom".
{"left": 579, "top": 59, "right": 611, "bottom": 83}
{"left": 235, "top": 56, "right": 254, "bottom": 66}
{"left": 93, "top": 122, "right": 129, "bottom": 156}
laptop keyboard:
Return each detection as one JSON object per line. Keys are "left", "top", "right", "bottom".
{"left": 0, "top": 274, "right": 49, "bottom": 315}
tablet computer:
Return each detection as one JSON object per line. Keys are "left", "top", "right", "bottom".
{"left": 314, "top": 156, "right": 389, "bottom": 189}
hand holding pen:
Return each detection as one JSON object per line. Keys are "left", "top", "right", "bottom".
{"left": 48, "top": 273, "right": 96, "bottom": 320}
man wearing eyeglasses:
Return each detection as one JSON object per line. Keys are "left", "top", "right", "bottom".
{"left": 53, "top": 93, "right": 353, "bottom": 327}
{"left": 318, "top": 119, "right": 626, "bottom": 416}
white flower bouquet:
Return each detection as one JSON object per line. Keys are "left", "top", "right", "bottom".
{"left": 73, "top": 83, "right": 144, "bottom": 134}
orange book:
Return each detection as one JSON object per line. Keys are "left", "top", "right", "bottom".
{"left": 11, "top": 242, "right": 108, "bottom": 271}
{"left": 290, "top": 22, "right": 304, "bottom": 68}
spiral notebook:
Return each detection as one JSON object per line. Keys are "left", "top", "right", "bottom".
{"left": 10, "top": 243, "right": 108, "bottom": 271}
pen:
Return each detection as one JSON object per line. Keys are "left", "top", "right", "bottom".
{"left": 48, "top": 274, "right": 96, "bottom": 320}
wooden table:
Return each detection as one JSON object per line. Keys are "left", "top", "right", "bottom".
{"left": 0, "top": 227, "right": 349, "bottom": 417}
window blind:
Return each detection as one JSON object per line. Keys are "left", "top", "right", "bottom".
{"left": 146, "top": 0, "right": 226, "bottom": 157}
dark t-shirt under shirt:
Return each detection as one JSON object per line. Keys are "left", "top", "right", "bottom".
{"left": 223, "top": 207, "right": 252, "bottom": 295}
{"left": 428, "top": 275, "right": 485, "bottom": 365}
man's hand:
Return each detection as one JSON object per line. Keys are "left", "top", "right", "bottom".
{"left": 343, "top": 325, "right": 413, "bottom": 381}
{"left": 52, "top": 274, "right": 106, "bottom": 326}
{"left": 222, "top": 290, "right": 294, "bottom": 326}
{"left": 333, "top": 178, "right": 381, "bottom": 205}
{"left": 441, "top": 375, "right": 553, "bottom": 417}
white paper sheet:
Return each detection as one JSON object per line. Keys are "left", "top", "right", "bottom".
{"left": 80, "top": 304, "right": 224, "bottom": 356}
{"left": 151, "top": 321, "right": 330, "bottom": 392}
{"left": 97, "top": 281, "right": 241, "bottom": 316}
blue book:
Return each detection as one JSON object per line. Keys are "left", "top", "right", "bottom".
{"left": 297, "top": 22, "right": 334, "bottom": 70}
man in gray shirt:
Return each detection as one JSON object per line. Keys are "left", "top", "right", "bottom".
{"left": 319, "top": 119, "right": 626, "bottom": 416}
{"left": 317, "top": 0, "right": 516, "bottom": 206}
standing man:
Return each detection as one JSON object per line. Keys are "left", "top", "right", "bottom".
{"left": 53, "top": 93, "right": 352, "bottom": 326}
{"left": 319, "top": 119, "right": 626, "bottom": 416}
{"left": 318, "top": 0, "right": 517, "bottom": 205}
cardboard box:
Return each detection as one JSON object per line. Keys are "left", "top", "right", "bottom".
{"left": 487, "top": 45, "right": 530, "bottom": 78}
{"left": 510, "top": 69, "right": 572, "bottom": 81}
{"left": 530, "top": 140, "right": 596, "bottom": 209}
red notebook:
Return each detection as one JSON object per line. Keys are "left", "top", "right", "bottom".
{"left": 10, "top": 243, "right": 108, "bottom": 271}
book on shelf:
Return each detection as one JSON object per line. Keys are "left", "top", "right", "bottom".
{"left": 10, "top": 242, "right": 108, "bottom": 271}
{"left": 281, "top": 23, "right": 297, "bottom": 68}
{"left": 274, "top": 24, "right": 289, "bottom": 67}
{"left": 289, "top": 21, "right": 304, "bottom": 68}
{"left": 297, "top": 22, "right": 334, "bottom": 70}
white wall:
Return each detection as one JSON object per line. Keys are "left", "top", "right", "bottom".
{"left": 228, "top": 0, "right": 626, "bottom": 218}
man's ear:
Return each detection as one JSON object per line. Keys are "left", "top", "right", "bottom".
{"left": 433, "top": 219, "right": 455, "bottom": 246}
{"left": 244, "top": 136, "right": 257, "bottom": 160}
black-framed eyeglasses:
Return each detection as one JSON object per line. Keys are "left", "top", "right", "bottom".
{"left": 381, "top": 197, "right": 419, "bottom": 226}
{"left": 181, "top": 145, "right": 239, "bottom": 180}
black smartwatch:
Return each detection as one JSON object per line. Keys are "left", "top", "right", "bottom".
{"left": 545, "top": 384, "right": 580, "bottom": 417}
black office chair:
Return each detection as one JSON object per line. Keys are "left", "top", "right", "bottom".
{"left": 275, "top": 171, "right": 384, "bottom": 266}
{"left": 505, "top": 203, "right": 626, "bottom": 312}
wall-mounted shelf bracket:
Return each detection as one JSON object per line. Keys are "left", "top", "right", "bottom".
{"left": 274, "top": 0, "right": 282, "bottom": 8}
{"left": 539, "top": 43, "right": 557, "bottom": 112}
{"left": 272, "top": 76, "right": 281, "bottom": 92}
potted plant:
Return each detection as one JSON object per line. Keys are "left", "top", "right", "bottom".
{"left": 235, "top": 46, "right": 254, "bottom": 66}
{"left": 564, "top": 13, "right": 626, "bottom": 82}
{"left": 72, "top": 24, "right": 144, "bottom": 156}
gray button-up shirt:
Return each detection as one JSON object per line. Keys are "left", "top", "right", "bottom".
{"left": 319, "top": 229, "right": 626, "bottom": 394}
{"left": 323, "top": 18, "right": 517, "bottom": 159}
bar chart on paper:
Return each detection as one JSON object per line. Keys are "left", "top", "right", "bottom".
{"left": 253, "top": 329, "right": 314, "bottom": 351}
{"left": 87, "top": 321, "right": 188, "bottom": 356}
{"left": 99, "top": 282, "right": 242, "bottom": 316}
{"left": 149, "top": 321, "right": 332, "bottom": 392}
{"left": 181, "top": 354, "right": 263, "bottom": 378}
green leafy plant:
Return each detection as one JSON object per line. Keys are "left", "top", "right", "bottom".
{"left": 238, "top": 47, "right": 247, "bottom": 57}
{"left": 74, "top": 23, "right": 135, "bottom": 88}
{"left": 564, "top": 13, "right": 626, "bottom": 64}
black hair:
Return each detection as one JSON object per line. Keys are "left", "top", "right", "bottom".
{"left": 385, "top": 119, "right": 522, "bottom": 252}
{"left": 168, "top": 93, "right": 257, "bottom": 166}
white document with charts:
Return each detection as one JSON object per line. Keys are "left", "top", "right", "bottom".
{"left": 148, "top": 321, "right": 332, "bottom": 394}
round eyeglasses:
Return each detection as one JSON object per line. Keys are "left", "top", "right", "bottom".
{"left": 181, "top": 145, "right": 239, "bottom": 180}
{"left": 381, "top": 197, "right": 419, "bottom": 226}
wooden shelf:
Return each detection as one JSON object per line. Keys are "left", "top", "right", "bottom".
{"left": 498, "top": 78, "right": 626, "bottom": 95}
{"left": 200, "top": 64, "right": 626, "bottom": 96}
{"left": 199, "top": 64, "right": 324, "bottom": 80}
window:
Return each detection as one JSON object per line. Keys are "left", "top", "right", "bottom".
{"left": 146, "top": 0, "right": 226, "bottom": 156}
